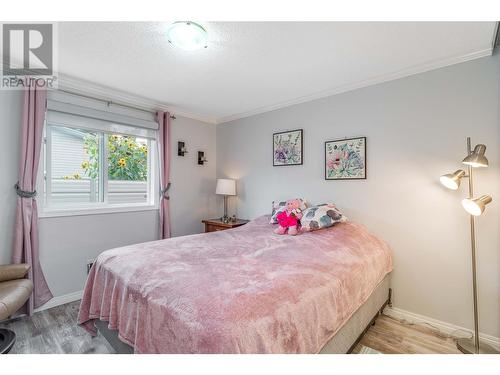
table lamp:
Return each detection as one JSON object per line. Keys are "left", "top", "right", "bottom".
{"left": 216, "top": 179, "right": 236, "bottom": 223}
{"left": 440, "top": 137, "right": 497, "bottom": 354}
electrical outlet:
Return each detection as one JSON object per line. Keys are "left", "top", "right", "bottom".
{"left": 86, "top": 259, "right": 95, "bottom": 274}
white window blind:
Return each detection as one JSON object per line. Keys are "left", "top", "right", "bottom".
{"left": 46, "top": 99, "right": 158, "bottom": 138}
{"left": 39, "top": 91, "right": 159, "bottom": 217}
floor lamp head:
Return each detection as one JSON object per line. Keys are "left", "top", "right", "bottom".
{"left": 462, "top": 144, "right": 489, "bottom": 168}
{"left": 440, "top": 170, "right": 466, "bottom": 190}
{"left": 462, "top": 195, "right": 492, "bottom": 216}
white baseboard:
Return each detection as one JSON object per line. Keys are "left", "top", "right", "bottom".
{"left": 384, "top": 306, "right": 500, "bottom": 349}
{"left": 34, "top": 290, "right": 83, "bottom": 313}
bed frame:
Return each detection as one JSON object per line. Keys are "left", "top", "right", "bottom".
{"left": 95, "top": 275, "right": 391, "bottom": 354}
{"left": 321, "top": 275, "right": 391, "bottom": 353}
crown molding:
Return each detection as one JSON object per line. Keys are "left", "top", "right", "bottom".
{"left": 56, "top": 73, "right": 217, "bottom": 125}
{"left": 39, "top": 46, "right": 494, "bottom": 126}
{"left": 216, "top": 48, "right": 493, "bottom": 125}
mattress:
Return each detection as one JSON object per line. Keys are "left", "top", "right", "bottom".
{"left": 78, "top": 215, "right": 392, "bottom": 353}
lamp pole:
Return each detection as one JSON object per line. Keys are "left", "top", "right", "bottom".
{"left": 465, "top": 137, "right": 480, "bottom": 354}
{"left": 223, "top": 195, "right": 229, "bottom": 223}
{"left": 456, "top": 137, "right": 498, "bottom": 354}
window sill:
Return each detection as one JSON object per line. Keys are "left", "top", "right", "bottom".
{"left": 39, "top": 204, "right": 158, "bottom": 218}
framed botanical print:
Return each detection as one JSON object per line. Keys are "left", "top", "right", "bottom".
{"left": 325, "top": 137, "right": 366, "bottom": 180}
{"left": 273, "top": 129, "right": 303, "bottom": 166}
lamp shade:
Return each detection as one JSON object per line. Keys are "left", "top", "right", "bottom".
{"left": 216, "top": 179, "right": 236, "bottom": 196}
{"left": 440, "top": 170, "right": 466, "bottom": 190}
{"left": 461, "top": 195, "right": 492, "bottom": 216}
{"left": 462, "top": 144, "right": 489, "bottom": 168}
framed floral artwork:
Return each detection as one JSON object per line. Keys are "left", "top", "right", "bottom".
{"left": 325, "top": 137, "right": 366, "bottom": 180}
{"left": 273, "top": 129, "right": 303, "bottom": 166}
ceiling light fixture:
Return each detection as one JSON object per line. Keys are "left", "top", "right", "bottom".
{"left": 167, "top": 21, "right": 208, "bottom": 51}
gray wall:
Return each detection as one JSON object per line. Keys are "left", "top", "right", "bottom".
{"left": 217, "top": 54, "right": 500, "bottom": 337}
{"left": 169, "top": 116, "right": 217, "bottom": 237}
{"left": 0, "top": 92, "right": 217, "bottom": 298}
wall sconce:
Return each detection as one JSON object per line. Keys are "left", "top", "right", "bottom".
{"left": 178, "top": 141, "right": 188, "bottom": 156}
{"left": 198, "top": 151, "right": 208, "bottom": 165}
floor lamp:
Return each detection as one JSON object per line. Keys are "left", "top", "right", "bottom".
{"left": 440, "top": 137, "right": 498, "bottom": 354}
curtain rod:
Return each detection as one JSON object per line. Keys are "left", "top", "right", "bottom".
{"left": 57, "top": 89, "right": 177, "bottom": 120}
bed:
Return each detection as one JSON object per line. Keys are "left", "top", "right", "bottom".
{"left": 78, "top": 215, "right": 392, "bottom": 354}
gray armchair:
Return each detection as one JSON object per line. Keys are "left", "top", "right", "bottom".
{"left": 0, "top": 264, "right": 33, "bottom": 354}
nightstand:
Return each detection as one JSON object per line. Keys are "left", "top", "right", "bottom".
{"left": 202, "top": 218, "right": 249, "bottom": 233}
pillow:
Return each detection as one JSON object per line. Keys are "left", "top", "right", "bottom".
{"left": 301, "top": 203, "right": 347, "bottom": 232}
{"left": 270, "top": 198, "right": 308, "bottom": 224}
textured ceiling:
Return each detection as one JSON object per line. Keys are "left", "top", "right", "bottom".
{"left": 57, "top": 22, "right": 497, "bottom": 123}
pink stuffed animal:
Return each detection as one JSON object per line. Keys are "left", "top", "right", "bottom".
{"left": 274, "top": 199, "right": 303, "bottom": 236}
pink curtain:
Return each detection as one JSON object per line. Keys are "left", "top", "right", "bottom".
{"left": 157, "top": 111, "right": 171, "bottom": 239}
{"left": 12, "top": 85, "right": 53, "bottom": 314}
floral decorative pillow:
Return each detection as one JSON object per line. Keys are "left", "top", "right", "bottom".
{"left": 301, "top": 203, "right": 347, "bottom": 231}
{"left": 270, "top": 198, "right": 308, "bottom": 224}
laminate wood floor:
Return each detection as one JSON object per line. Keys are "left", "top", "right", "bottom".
{"left": 1, "top": 301, "right": 462, "bottom": 354}
{"left": 352, "top": 315, "right": 462, "bottom": 354}
{"left": 1, "top": 301, "right": 115, "bottom": 354}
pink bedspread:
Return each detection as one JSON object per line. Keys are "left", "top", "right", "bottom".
{"left": 78, "top": 215, "right": 392, "bottom": 353}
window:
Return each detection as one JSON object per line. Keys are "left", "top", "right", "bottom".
{"left": 39, "top": 98, "right": 158, "bottom": 216}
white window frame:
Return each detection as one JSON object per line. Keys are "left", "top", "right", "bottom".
{"left": 38, "top": 119, "right": 159, "bottom": 219}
